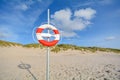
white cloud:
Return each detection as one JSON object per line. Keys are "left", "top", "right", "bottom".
{"left": 61, "top": 31, "right": 77, "bottom": 38}
{"left": 99, "top": 0, "right": 113, "bottom": 5}
{"left": 75, "top": 0, "right": 113, "bottom": 7}
{"left": 14, "top": 0, "right": 44, "bottom": 11}
{"left": 0, "top": 32, "right": 10, "bottom": 38}
{"left": 0, "top": 27, "right": 18, "bottom": 40}
{"left": 51, "top": 8, "right": 96, "bottom": 38}
{"left": 51, "top": 9, "right": 71, "bottom": 21}
{"left": 105, "top": 36, "right": 116, "bottom": 41}
{"left": 74, "top": 8, "right": 96, "bottom": 20}
{"left": 15, "top": 4, "right": 28, "bottom": 11}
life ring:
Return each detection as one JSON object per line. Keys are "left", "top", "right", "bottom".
{"left": 36, "top": 24, "right": 60, "bottom": 47}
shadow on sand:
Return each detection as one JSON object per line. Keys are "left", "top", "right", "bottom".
{"left": 18, "top": 61, "right": 37, "bottom": 80}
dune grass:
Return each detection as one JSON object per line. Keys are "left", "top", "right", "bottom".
{"left": 51, "top": 44, "right": 120, "bottom": 53}
{"left": 0, "top": 40, "right": 120, "bottom": 53}
{"left": 23, "top": 43, "right": 43, "bottom": 49}
{"left": 0, "top": 40, "right": 22, "bottom": 47}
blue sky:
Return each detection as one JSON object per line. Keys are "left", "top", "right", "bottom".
{"left": 0, "top": 0, "right": 120, "bottom": 49}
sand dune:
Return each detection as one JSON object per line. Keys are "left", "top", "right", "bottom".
{"left": 0, "top": 46, "right": 120, "bottom": 80}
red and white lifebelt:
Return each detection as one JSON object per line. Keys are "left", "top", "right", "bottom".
{"left": 36, "top": 24, "right": 60, "bottom": 47}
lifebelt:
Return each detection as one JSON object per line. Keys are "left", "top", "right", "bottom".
{"left": 36, "top": 24, "right": 60, "bottom": 47}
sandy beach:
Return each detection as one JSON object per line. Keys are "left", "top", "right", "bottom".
{"left": 0, "top": 46, "right": 120, "bottom": 80}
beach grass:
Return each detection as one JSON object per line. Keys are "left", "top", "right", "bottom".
{"left": 0, "top": 40, "right": 22, "bottom": 47}
{"left": 0, "top": 40, "right": 120, "bottom": 53}
{"left": 52, "top": 44, "right": 120, "bottom": 53}
{"left": 23, "top": 43, "right": 43, "bottom": 49}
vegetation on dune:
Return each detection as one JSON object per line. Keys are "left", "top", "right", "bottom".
{"left": 23, "top": 43, "right": 43, "bottom": 48}
{"left": 0, "top": 40, "right": 22, "bottom": 47}
{"left": 0, "top": 40, "right": 120, "bottom": 53}
{"left": 51, "top": 44, "right": 120, "bottom": 53}
{"left": 52, "top": 44, "right": 82, "bottom": 52}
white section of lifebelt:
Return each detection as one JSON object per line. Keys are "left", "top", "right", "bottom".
{"left": 38, "top": 24, "right": 57, "bottom": 30}
{"left": 36, "top": 33, "right": 60, "bottom": 40}
{"left": 40, "top": 33, "right": 53, "bottom": 38}
{"left": 36, "top": 33, "right": 43, "bottom": 40}
{"left": 54, "top": 34, "right": 60, "bottom": 40}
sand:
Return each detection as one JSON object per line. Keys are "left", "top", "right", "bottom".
{"left": 0, "top": 46, "right": 120, "bottom": 80}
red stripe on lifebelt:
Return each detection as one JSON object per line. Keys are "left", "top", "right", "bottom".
{"left": 36, "top": 28, "right": 44, "bottom": 33}
{"left": 38, "top": 40, "right": 59, "bottom": 47}
{"left": 53, "top": 30, "right": 59, "bottom": 34}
